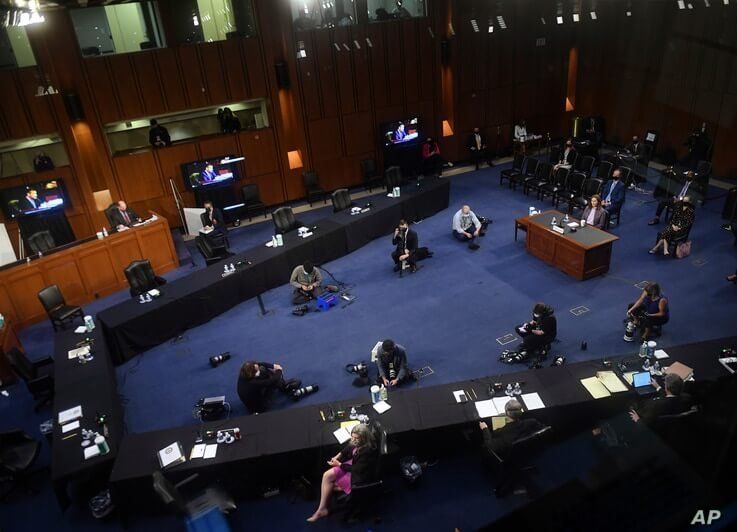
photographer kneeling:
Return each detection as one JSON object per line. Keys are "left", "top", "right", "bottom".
{"left": 501, "top": 303, "right": 557, "bottom": 363}
{"left": 376, "top": 339, "right": 411, "bottom": 387}
{"left": 237, "top": 361, "right": 302, "bottom": 414}
{"left": 626, "top": 282, "right": 669, "bottom": 342}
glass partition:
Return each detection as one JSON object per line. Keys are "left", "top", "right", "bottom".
{"left": 291, "top": 0, "right": 356, "bottom": 31}
{"left": 367, "top": 0, "right": 427, "bottom": 22}
{"left": 0, "top": 27, "right": 36, "bottom": 68}
{"left": 0, "top": 136, "right": 69, "bottom": 178}
{"left": 170, "top": 0, "right": 257, "bottom": 44}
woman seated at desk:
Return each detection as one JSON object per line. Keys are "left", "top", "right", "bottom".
{"left": 582, "top": 194, "right": 607, "bottom": 229}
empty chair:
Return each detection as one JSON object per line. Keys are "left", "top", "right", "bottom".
{"left": 272, "top": 206, "right": 303, "bottom": 234}
{"left": 570, "top": 177, "right": 604, "bottom": 214}
{"left": 524, "top": 162, "right": 554, "bottom": 196}
{"left": 303, "top": 171, "right": 327, "bottom": 206}
{"left": 360, "top": 159, "right": 384, "bottom": 192}
{"left": 241, "top": 184, "right": 267, "bottom": 221}
{"left": 554, "top": 172, "right": 587, "bottom": 209}
{"left": 574, "top": 155, "right": 595, "bottom": 176}
{"left": 385, "top": 165, "right": 402, "bottom": 192}
{"left": 539, "top": 167, "right": 569, "bottom": 203}
{"left": 488, "top": 425, "right": 552, "bottom": 498}
{"left": 548, "top": 146, "right": 561, "bottom": 164}
{"left": 27, "top": 231, "right": 55, "bottom": 255}
{"left": 6, "top": 348, "right": 54, "bottom": 411}
{"left": 331, "top": 188, "right": 352, "bottom": 212}
{"left": 37, "top": 285, "right": 83, "bottom": 332}
{"left": 124, "top": 259, "right": 166, "bottom": 297}
{"left": 195, "top": 235, "right": 229, "bottom": 266}
{"left": 152, "top": 470, "right": 236, "bottom": 523}
{"left": 510, "top": 158, "right": 539, "bottom": 191}
{"left": 499, "top": 154, "right": 525, "bottom": 187}
{"left": 0, "top": 430, "right": 43, "bottom": 499}
{"left": 595, "top": 160, "right": 614, "bottom": 181}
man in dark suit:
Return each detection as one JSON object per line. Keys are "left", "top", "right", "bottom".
{"left": 467, "top": 127, "right": 492, "bottom": 170}
{"left": 391, "top": 219, "right": 418, "bottom": 273}
{"left": 629, "top": 374, "right": 693, "bottom": 426}
{"left": 148, "top": 119, "right": 171, "bottom": 148}
{"left": 202, "top": 200, "right": 226, "bottom": 240}
{"left": 479, "top": 399, "right": 545, "bottom": 459}
{"left": 111, "top": 200, "right": 141, "bottom": 229}
{"left": 237, "top": 361, "right": 301, "bottom": 414}
{"left": 20, "top": 189, "right": 40, "bottom": 211}
{"left": 625, "top": 135, "right": 646, "bottom": 162}
{"left": 201, "top": 164, "right": 218, "bottom": 183}
{"left": 601, "top": 168, "right": 626, "bottom": 218}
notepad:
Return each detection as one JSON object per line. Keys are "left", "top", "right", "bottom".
{"left": 492, "top": 396, "right": 514, "bottom": 414}
{"left": 58, "top": 405, "right": 83, "bottom": 425}
{"left": 596, "top": 371, "right": 628, "bottom": 393}
{"left": 74, "top": 326, "right": 88, "bottom": 334}
{"left": 474, "top": 399, "right": 500, "bottom": 418}
{"left": 190, "top": 444, "right": 206, "bottom": 459}
{"left": 157, "top": 442, "right": 186, "bottom": 469}
{"left": 68, "top": 346, "right": 90, "bottom": 360}
{"left": 61, "top": 420, "right": 80, "bottom": 434}
{"left": 580, "top": 377, "right": 611, "bottom": 399}
{"left": 622, "top": 371, "right": 637, "bottom": 385}
{"left": 453, "top": 390, "right": 469, "bottom": 403}
{"left": 203, "top": 444, "right": 218, "bottom": 459}
{"left": 520, "top": 392, "right": 546, "bottom": 410}
{"left": 491, "top": 416, "right": 508, "bottom": 431}
{"left": 340, "top": 420, "right": 360, "bottom": 431}
{"left": 373, "top": 401, "right": 392, "bottom": 414}
{"left": 333, "top": 427, "right": 351, "bottom": 444}
{"left": 654, "top": 349, "right": 670, "bottom": 359}
{"left": 84, "top": 445, "right": 101, "bottom": 460}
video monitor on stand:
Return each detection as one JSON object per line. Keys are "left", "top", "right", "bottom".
{"left": 380, "top": 117, "right": 422, "bottom": 180}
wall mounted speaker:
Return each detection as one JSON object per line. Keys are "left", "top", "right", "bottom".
{"left": 63, "top": 92, "right": 85, "bottom": 122}
{"left": 275, "top": 62, "right": 290, "bottom": 89}
{"left": 440, "top": 39, "right": 450, "bottom": 65}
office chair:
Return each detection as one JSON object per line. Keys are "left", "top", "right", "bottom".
{"left": 510, "top": 158, "right": 538, "bottom": 191}
{"left": 524, "top": 162, "right": 553, "bottom": 197}
{"left": 385, "top": 166, "right": 402, "bottom": 192}
{"left": 569, "top": 177, "right": 604, "bottom": 214}
{"left": 27, "top": 231, "right": 55, "bottom": 255}
{"left": 499, "top": 154, "right": 525, "bottom": 187}
{"left": 303, "top": 171, "right": 327, "bottom": 206}
{"left": 0, "top": 429, "right": 44, "bottom": 500}
{"left": 152, "top": 470, "right": 236, "bottom": 522}
{"left": 195, "top": 236, "right": 229, "bottom": 266}
{"left": 37, "top": 285, "right": 83, "bottom": 332}
{"left": 241, "top": 184, "right": 267, "bottom": 221}
{"left": 488, "top": 425, "right": 552, "bottom": 498}
{"left": 271, "top": 207, "right": 303, "bottom": 234}
{"left": 360, "top": 159, "right": 384, "bottom": 192}
{"left": 539, "top": 167, "right": 569, "bottom": 203}
{"left": 6, "top": 348, "right": 54, "bottom": 411}
{"left": 104, "top": 204, "right": 119, "bottom": 231}
{"left": 124, "top": 260, "right": 166, "bottom": 297}
{"left": 331, "top": 188, "right": 352, "bottom": 213}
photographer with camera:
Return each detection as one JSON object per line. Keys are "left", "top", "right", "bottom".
{"left": 237, "top": 361, "right": 302, "bottom": 414}
{"left": 376, "top": 339, "right": 410, "bottom": 387}
{"left": 290, "top": 261, "right": 323, "bottom": 304}
{"left": 502, "top": 303, "right": 557, "bottom": 363}
{"left": 392, "top": 219, "right": 418, "bottom": 273}
{"left": 627, "top": 282, "right": 669, "bottom": 342}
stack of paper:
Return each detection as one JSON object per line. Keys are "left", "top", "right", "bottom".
{"left": 68, "top": 346, "right": 90, "bottom": 360}
{"left": 373, "top": 401, "right": 391, "bottom": 414}
{"left": 654, "top": 349, "right": 670, "bottom": 359}
{"left": 596, "top": 371, "right": 628, "bottom": 393}
{"left": 520, "top": 392, "right": 546, "bottom": 410}
{"left": 622, "top": 371, "right": 637, "bottom": 385}
{"left": 492, "top": 396, "right": 514, "bottom": 414}
{"left": 474, "top": 399, "right": 500, "bottom": 418}
{"left": 580, "top": 377, "right": 611, "bottom": 399}
{"left": 58, "top": 405, "right": 83, "bottom": 425}
{"left": 333, "top": 427, "right": 351, "bottom": 444}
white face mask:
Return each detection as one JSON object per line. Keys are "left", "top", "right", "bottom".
{"left": 254, "top": 369, "right": 260, "bottom": 377}
{"left": 533, "top": 313, "right": 541, "bottom": 319}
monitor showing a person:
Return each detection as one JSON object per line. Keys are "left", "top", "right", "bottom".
{"left": 1, "top": 180, "right": 67, "bottom": 218}
{"left": 382, "top": 117, "right": 420, "bottom": 147}
{"left": 181, "top": 156, "right": 242, "bottom": 189}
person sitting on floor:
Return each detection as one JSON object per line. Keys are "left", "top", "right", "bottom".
{"left": 627, "top": 282, "right": 669, "bottom": 341}
{"left": 391, "top": 219, "right": 419, "bottom": 273}
{"left": 649, "top": 197, "right": 695, "bottom": 257}
{"left": 452, "top": 205, "right": 488, "bottom": 250}
{"left": 237, "top": 361, "right": 301, "bottom": 414}
{"left": 479, "top": 398, "right": 545, "bottom": 458}
{"left": 581, "top": 194, "right": 607, "bottom": 229}
{"left": 629, "top": 373, "right": 693, "bottom": 426}
{"left": 307, "top": 423, "right": 378, "bottom": 522}
{"left": 376, "top": 339, "right": 411, "bottom": 387}
{"left": 290, "top": 261, "right": 322, "bottom": 304}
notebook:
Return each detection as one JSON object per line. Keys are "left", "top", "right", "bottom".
{"left": 665, "top": 361, "right": 694, "bottom": 381}
{"left": 580, "top": 377, "right": 611, "bottom": 399}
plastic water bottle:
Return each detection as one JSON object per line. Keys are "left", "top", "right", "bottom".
{"left": 139, "top": 294, "right": 145, "bottom": 304}
{"left": 505, "top": 383, "right": 513, "bottom": 396}
{"left": 229, "top": 263, "right": 235, "bottom": 272}
{"left": 102, "top": 227, "right": 108, "bottom": 237}
{"left": 639, "top": 341, "right": 648, "bottom": 358}
{"left": 380, "top": 385, "right": 388, "bottom": 401}
{"left": 551, "top": 216, "right": 557, "bottom": 226}
{"left": 145, "top": 293, "right": 152, "bottom": 303}
{"left": 223, "top": 264, "right": 228, "bottom": 274}
{"left": 349, "top": 407, "right": 357, "bottom": 420}
{"left": 84, "top": 315, "right": 95, "bottom": 332}
{"left": 513, "top": 382, "right": 522, "bottom": 395}
{"left": 564, "top": 213, "right": 569, "bottom": 223}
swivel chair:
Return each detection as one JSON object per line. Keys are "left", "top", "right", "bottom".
{"left": 331, "top": 188, "right": 352, "bottom": 213}
{"left": 27, "top": 231, "right": 55, "bottom": 255}
{"left": 272, "top": 207, "right": 303, "bottom": 234}
{"left": 124, "top": 259, "right": 166, "bottom": 297}
{"left": 6, "top": 348, "right": 54, "bottom": 411}
{"left": 37, "top": 285, "right": 83, "bottom": 331}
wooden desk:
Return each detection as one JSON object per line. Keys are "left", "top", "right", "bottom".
{"left": 0, "top": 215, "right": 178, "bottom": 329}
{"left": 0, "top": 320, "right": 21, "bottom": 385}
{"left": 516, "top": 210, "right": 619, "bottom": 280}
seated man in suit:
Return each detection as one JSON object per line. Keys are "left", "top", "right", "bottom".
{"left": 237, "top": 361, "right": 301, "bottom": 414}
{"left": 624, "top": 135, "right": 646, "bottom": 162}
{"left": 21, "top": 188, "right": 40, "bottom": 211}
{"left": 290, "top": 261, "right": 323, "bottom": 304}
{"left": 468, "top": 127, "right": 492, "bottom": 169}
{"left": 375, "top": 339, "right": 411, "bottom": 387}
{"left": 391, "top": 219, "right": 419, "bottom": 273}
{"left": 629, "top": 373, "right": 692, "bottom": 426}
{"left": 202, "top": 200, "right": 227, "bottom": 240}
{"left": 201, "top": 163, "right": 218, "bottom": 183}
{"left": 479, "top": 398, "right": 545, "bottom": 459}
{"left": 601, "top": 168, "right": 626, "bottom": 218}
{"left": 452, "top": 205, "right": 488, "bottom": 250}
{"left": 112, "top": 200, "right": 141, "bottom": 230}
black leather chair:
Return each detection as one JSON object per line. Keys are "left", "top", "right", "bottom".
{"left": 241, "top": 184, "right": 267, "bottom": 221}
{"left": 27, "top": 231, "right": 55, "bottom": 255}
{"left": 360, "top": 159, "right": 384, "bottom": 192}
{"left": 104, "top": 204, "right": 119, "bottom": 231}
{"left": 199, "top": 212, "right": 229, "bottom": 248}
{"left": 6, "top": 348, "right": 54, "bottom": 411}
{"left": 595, "top": 160, "right": 614, "bottom": 181}
{"left": 548, "top": 146, "right": 561, "bottom": 164}
{"left": 569, "top": 177, "right": 604, "bottom": 214}
{"left": 574, "top": 155, "right": 595, "bottom": 177}
{"left": 539, "top": 167, "right": 569, "bottom": 202}
{"left": 0, "top": 430, "right": 43, "bottom": 500}
{"left": 487, "top": 425, "right": 552, "bottom": 498}
{"left": 195, "top": 235, "right": 229, "bottom": 266}
{"left": 152, "top": 470, "right": 236, "bottom": 519}
{"left": 272, "top": 206, "right": 303, "bottom": 234}
{"left": 554, "top": 172, "right": 587, "bottom": 209}
{"left": 331, "top": 188, "right": 352, "bottom": 212}
{"left": 524, "top": 162, "right": 553, "bottom": 196}
{"left": 510, "top": 158, "right": 539, "bottom": 191}
{"left": 303, "top": 171, "right": 327, "bottom": 206}
{"left": 124, "top": 259, "right": 166, "bottom": 297}
{"left": 499, "top": 154, "right": 525, "bottom": 186}
{"left": 385, "top": 166, "right": 402, "bottom": 192}
{"left": 37, "top": 285, "right": 83, "bottom": 331}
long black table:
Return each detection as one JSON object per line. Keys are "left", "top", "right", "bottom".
{"left": 108, "top": 336, "right": 736, "bottom": 511}
{"left": 98, "top": 179, "right": 450, "bottom": 364}
{"left": 51, "top": 327, "right": 123, "bottom": 510}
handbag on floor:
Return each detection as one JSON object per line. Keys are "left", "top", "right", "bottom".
{"left": 676, "top": 240, "right": 691, "bottom": 259}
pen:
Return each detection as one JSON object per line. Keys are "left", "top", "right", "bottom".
{"left": 319, "top": 410, "right": 325, "bottom": 421}
{"left": 471, "top": 388, "right": 478, "bottom": 400}
{"left": 62, "top": 433, "right": 77, "bottom": 440}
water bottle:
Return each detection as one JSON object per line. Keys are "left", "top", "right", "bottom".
{"left": 349, "top": 406, "right": 357, "bottom": 420}
{"left": 564, "top": 213, "right": 569, "bottom": 223}
{"left": 639, "top": 341, "right": 648, "bottom": 358}
{"left": 139, "top": 294, "right": 145, "bottom": 304}
{"left": 84, "top": 315, "right": 95, "bottom": 332}
{"left": 223, "top": 264, "right": 228, "bottom": 274}
{"left": 529, "top": 206, "right": 535, "bottom": 216}
{"left": 513, "top": 382, "right": 522, "bottom": 395}
{"left": 102, "top": 227, "right": 108, "bottom": 237}
{"left": 370, "top": 385, "right": 381, "bottom": 404}
{"left": 276, "top": 234, "right": 284, "bottom": 246}
{"left": 643, "top": 358, "right": 651, "bottom": 372}
{"left": 551, "top": 216, "right": 557, "bottom": 226}
{"left": 145, "top": 293, "right": 152, "bottom": 303}
{"left": 380, "top": 385, "right": 388, "bottom": 401}
{"left": 229, "top": 263, "right": 235, "bottom": 272}
{"left": 505, "top": 383, "right": 513, "bottom": 396}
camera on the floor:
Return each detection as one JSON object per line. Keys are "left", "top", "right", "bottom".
{"left": 345, "top": 361, "right": 368, "bottom": 375}
{"left": 291, "top": 384, "right": 319, "bottom": 401}
{"left": 194, "top": 396, "right": 227, "bottom": 421}
{"left": 209, "top": 352, "right": 231, "bottom": 368}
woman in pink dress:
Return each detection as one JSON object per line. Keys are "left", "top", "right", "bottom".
{"left": 307, "top": 423, "right": 377, "bottom": 522}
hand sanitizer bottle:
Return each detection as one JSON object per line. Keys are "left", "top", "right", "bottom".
{"left": 102, "top": 227, "right": 108, "bottom": 237}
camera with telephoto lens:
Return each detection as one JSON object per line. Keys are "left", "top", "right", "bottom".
{"left": 345, "top": 361, "right": 368, "bottom": 376}
{"left": 291, "top": 384, "right": 319, "bottom": 401}
{"left": 209, "top": 352, "right": 231, "bottom": 368}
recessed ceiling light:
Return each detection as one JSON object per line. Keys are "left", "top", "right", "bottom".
{"left": 678, "top": 0, "right": 686, "bottom": 8}
{"left": 556, "top": 15, "right": 564, "bottom": 24}
{"left": 573, "top": 13, "right": 580, "bottom": 22}
{"left": 590, "top": 11, "right": 597, "bottom": 19}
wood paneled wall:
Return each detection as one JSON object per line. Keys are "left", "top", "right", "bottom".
{"left": 1, "top": 0, "right": 735, "bottom": 259}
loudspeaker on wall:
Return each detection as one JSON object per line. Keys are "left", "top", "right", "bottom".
{"left": 275, "top": 62, "right": 290, "bottom": 89}
{"left": 63, "top": 92, "right": 85, "bottom": 122}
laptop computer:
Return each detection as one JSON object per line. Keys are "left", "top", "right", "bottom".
{"left": 632, "top": 371, "right": 658, "bottom": 395}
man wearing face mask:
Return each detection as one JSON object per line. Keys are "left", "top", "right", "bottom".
{"left": 515, "top": 303, "right": 557, "bottom": 355}
{"left": 554, "top": 138, "right": 576, "bottom": 171}
{"left": 202, "top": 200, "right": 227, "bottom": 243}
{"left": 625, "top": 135, "right": 646, "bottom": 163}
{"left": 391, "top": 219, "right": 419, "bottom": 273}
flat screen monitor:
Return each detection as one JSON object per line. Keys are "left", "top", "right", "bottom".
{"left": 181, "top": 155, "right": 243, "bottom": 190}
{"left": 0, "top": 178, "right": 68, "bottom": 219}
{"left": 381, "top": 117, "right": 421, "bottom": 148}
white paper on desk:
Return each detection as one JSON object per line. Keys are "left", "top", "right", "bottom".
{"left": 373, "top": 401, "right": 391, "bottom": 414}
{"left": 265, "top": 240, "right": 274, "bottom": 247}
{"left": 474, "top": 399, "right": 500, "bottom": 418}
{"left": 654, "top": 349, "right": 670, "bottom": 359}
{"left": 333, "top": 427, "right": 351, "bottom": 444}
{"left": 62, "top": 420, "right": 80, "bottom": 433}
{"left": 520, "top": 392, "right": 546, "bottom": 410}
{"left": 203, "top": 444, "right": 218, "bottom": 459}
{"left": 58, "top": 405, "right": 83, "bottom": 425}
{"left": 492, "top": 396, "right": 514, "bottom": 414}
{"left": 68, "top": 346, "right": 90, "bottom": 360}
{"left": 84, "top": 445, "right": 101, "bottom": 460}
{"left": 190, "top": 444, "right": 206, "bottom": 459}
{"left": 567, "top": 222, "right": 580, "bottom": 228}
{"left": 452, "top": 390, "right": 469, "bottom": 403}
{"left": 74, "top": 326, "right": 88, "bottom": 334}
